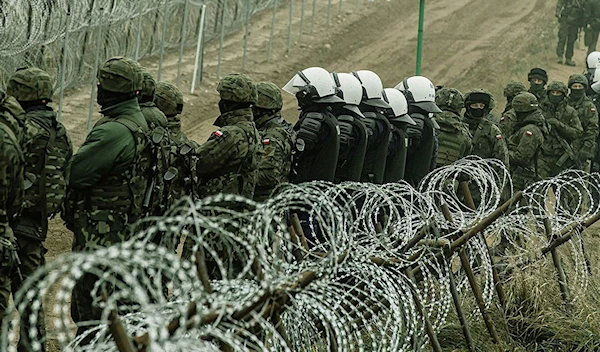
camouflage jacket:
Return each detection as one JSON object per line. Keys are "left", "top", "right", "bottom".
{"left": 463, "top": 115, "right": 510, "bottom": 167}
{"left": 557, "top": 0, "right": 590, "bottom": 25}
{"left": 435, "top": 110, "right": 472, "bottom": 168}
{"left": 0, "top": 97, "right": 25, "bottom": 240}
{"left": 253, "top": 112, "right": 294, "bottom": 202}
{"left": 567, "top": 95, "right": 599, "bottom": 160}
{"left": 499, "top": 108, "right": 517, "bottom": 137}
{"left": 539, "top": 99, "right": 583, "bottom": 157}
{"left": 507, "top": 110, "right": 546, "bottom": 189}
{"left": 139, "top": 101, "right": 168, "bottom": 129}
{"left": 194, "top": 107, "right": 261, "bottom": 199}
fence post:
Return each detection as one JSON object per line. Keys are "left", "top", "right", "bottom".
{"left": 267, "top": 0, "right": 278, "bottom": 63}
{"left": 191, "top": 4, "right": 207, "bottom": 93}
{"left": 157, "top": 0, "right": 169, "bottom": 81}
{"left": 287, "top": 0, "right": 294, "bottom": 55}
{"left": 241, "top": 1, "right": 252, "bottom": 72}
{"left": 134, "top": 3, "right": 144, "bottom": 60}
{"left": 87, "top": 8, "right": 105, "bottom": 132}
{"left": 176, "top": 0, "right": 190, "bottom": 86}
{"left": 217, "top": 0, "right": 228, "bottom": 79}
{"left": 57, "top": 10, "right": 72, "bottom": 123}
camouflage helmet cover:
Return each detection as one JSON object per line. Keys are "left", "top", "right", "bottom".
{"left": 546, "top": 81, "right": 568, "bottom": 95}
{"left": 464, "top": 88, "right": 495, "bottom": 110}
{"left": 255, "top": 82, "right": 283, "bottom": 110}
{"left": 154, "top": 82, "right": 183, "bottom": 116}
{"left": 435, "top": 87, "right": 464, "bottom": 112}
{"left": 140, "top": 68, "right": 157, "bottom": 98}
{"left": 217, "top": 73, "right": 258, "bottom": 104}
{"left": 503, "top": 81, "right": 526, "bottom": 98}
{"left": 97, "top": 57, "right": 143, "bottom": 94}
{"left": 567, "top": 74, "right": 588, "bottom": 88}
{"left": 512, "top": 92, "right": 539, "bottom": 113}
{"left": 7, "top": 67, "right": 53, "bottom": 102}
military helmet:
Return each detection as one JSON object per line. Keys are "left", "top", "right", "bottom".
{"left": 528, "top": 67, "right": 548, "bottom": 84}
{"left": 154, "top": 82, "right": 183, "bottom": 116}
{"left": 140, "top": 68, "right": 157, "bottom": 99}
{"left": 97, "top": 57, "right": 143, "bottom": 94}
{"left": 217, "top": 73, "right": 258, "bottom": 104}
{"left": 512, "top": 92, "right": 539, "bottom": 113}
{"left": 464, "top": 89, "right": 495, "bottom": 110}
{"left": 568, "top": 74, "right": 588, "bottom": 88}
{"left": 255, "top": 82, "right": 283, "bottom": 110}
{"left": 435, "top": 87, "right": 464, "bottom": 112}
{"left": 503, "top": 81, "right": 526, "bottom": 98}
{"left": 546, "top": 80, "right": 568, "bottom": 95}
{"left": 7, "top": 67, "right": 53, "bottom": 102}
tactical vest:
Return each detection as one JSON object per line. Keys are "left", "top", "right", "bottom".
{"left": 334, "top": 114, "right": 368, "bottom": 183}
{"left": 404, "top": 112, "right": 436, "bottom": 188}
{"left": 292, "top": 111, "right": 340, "bottom": 183}
{"left": 384, "top": 125, "right": 408, "bottom": 183}
{"left": 86, "top": 115, "right": 150, "bottom": 222}
{"left": 436, "top": 115, "right": 469, "bottom": 168}
{"left": 361, "top": 111, "right": 391, "bottom": 184}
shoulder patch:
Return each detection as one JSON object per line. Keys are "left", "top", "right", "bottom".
{"left": 495, "top": 134, "right": 502, "bottom": 140}
{"left": 500, "top": 117, "right": 505, "bottom": 122}
{"left": 592, "top": 108, "right": 597, "bottom": 112}
{"left": 213, "top": 130, "right": 223, "bottom": 137}
{"left": 526, "top": 131, "right": 533, "bottom": 136}
{"left": 263, "top": 138, "right": 270, "bottom": 145}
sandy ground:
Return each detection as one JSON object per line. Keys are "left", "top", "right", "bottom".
{"left": 23, "top": 0, "right": 598, "bottom": 349}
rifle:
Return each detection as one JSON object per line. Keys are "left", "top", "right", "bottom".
{"left": 0, "top": 235, "right": 23, "bottom": 284}
{"left": 553, "top": 129, "right": 581, "bottom": 169}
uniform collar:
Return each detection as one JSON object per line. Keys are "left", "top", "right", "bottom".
{"left": 214, "top": 107, "right": 253, "bottom": 127}
{"left": 99, "top": 98, "right": 141, "bottom": 117}
{"left": 254, "top": 111, "right": 282, "bottom": 129}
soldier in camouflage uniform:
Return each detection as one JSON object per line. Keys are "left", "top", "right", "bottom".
{"left": 138, "top": 69, "right": 168, "bottom": 129}
{"left": 4, "top": 68, "right": 72, "bottom": 351}
{"left": 538, "top": 81, "right": 584, "bottom": 178}
{"left": 586, "top": 0, "right": 600, "bottom": 54}
{"left": 528, "top": 68, "right": 549, "bottom": 103}
{"left": 63, "top": 57, "right": 149, "bottom": 343}
{"left": 154, "top": 82, "right": 199, "bottom": 205}
{"left": 499, "top": 81, "right": 527, "bottom": 136}
{"left": 556, "top": 0, "right": 590, "bottom": 65}
{"left": 0, "top": 92, "right": 25, "bottom": 351}
{"left": 462, "top": 89, "right": 509, "bottom": 167}
{"left": 567, "top": 74, "right": 599, "bottom": 171}
{"left": 434, "top": 87, "right": 472, "bottom": 167}
{"left": 193, "top": 73, "right": 261, "bottom": 199}
{"left": 506, "top": 92, "right": 547, "bottom": 191}
{"left": 252, "top": 82, "right": 294, "bottom": 202}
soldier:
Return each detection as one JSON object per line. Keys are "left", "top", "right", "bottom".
{"left": 528, "top": 67, "right": 549, "bottom": 103}
{"left": 586, "top": 0, "right": 600, "bottom": 54}
{"left": 382, "top": 88, "right": 416, "bottom": 181}
{"left": 352, "top": 70, "right": 392, "bottom": 184}
{"left": 499, "top": 81, "right": 527, "bottom": 136}
{"left": 556, "top": 0, "right": 589, "bottom": 65}
{"left": 434, "top": 87, "right": 472, "bottom": 168}
{"left": 330, "top": 72, "right": 369, "bottom": 183}
{"left": 252, "top": 82, "right": 294, "bottom": 202}
{"left": 194, "top": 73, "right": 261, "bottom": 199}
{"left": 63, "top": 57, "right": 149, "bottom": 343}
{"left": 284, "top": 67, "right": 342, "bottom": 183}
{"left": 5, "top": 68, "right": 72, "bottom": 351}
{"left": 395, "top": 76, "right": 441, "bottom": 187}
{"left": 154, "top": 82, "right": 199, "bottom": 205}
{"left": 462, "top": 89, "right": 509, "bottom": 167}
{"left": 538, "top": 81, "right": 584, "bottom": 178}
{"left": 0, "top": 92, "right": 25, "bottom": 351}
{"left": 138, "top": 69, "right": 168, "bottom": 129}
{"left": 506, "top": 92, "right": 547, "bottom": 191}
{"left": 567, "top": 74, "right": 599, "bottom": 171}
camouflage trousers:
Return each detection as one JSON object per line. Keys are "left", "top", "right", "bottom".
{"left": 556, "top": 22, "right": 579, "bottom": 60}
{"left": 0, "top": 231, "right": 47, "bottom": 352}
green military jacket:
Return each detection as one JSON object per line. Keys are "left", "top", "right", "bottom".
{"left": 557, "top": 0, "right": 591, "bottom": 25}
{"left": 195, "top": 107, "right": 261, "bottom": 199}
{"left": 589, "top": 0, "right": 600, "bottom": 29}
{"left": 435, "top": 110, "right": 472, "bottom": 168}
{"left": 253, "top": 113, "right": 294, "bottom": 202}
{"left": 463, "top": 114, "right": 510, "bottom": 167}
{"left": 139, "top": 101, "right": 168, "bottom": 129}
{"left": 507, "top": 109, "right": 546, "bottom": 190}
{"left": 539, "top": 99, "right": 583, "bottom": 158}
{"left": 499, "top": 108, "right": 517, "bottom": 137}
{"left": 567, "top": 95, "right": 599, "bottom": 162}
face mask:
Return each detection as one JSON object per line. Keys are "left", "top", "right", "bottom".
{"left": 570, "top": 88, "right": 585, "bottom": 100}
{"left": 467, "top": 107, "right": 486, "bottom": 118}
{"left": 548, "top": 94, "right": 564, "bottom": 105}
{"left": 530, "top": 82, "right": 545, "bottom": 92}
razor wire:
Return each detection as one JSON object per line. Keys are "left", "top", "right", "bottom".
{"left": 2, "top": 158, "right": 600, "bottom": 351}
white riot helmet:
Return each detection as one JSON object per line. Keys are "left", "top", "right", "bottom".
{"left": 587, "top": 51, "right": 600, "bottom": 70}
{"left": 331, "top": 72, "right": 365, "bottom": 117}
{"left": 283, "top": 67, "right": 344, "bottom": 104}
{"left": 382, "top": 88, "right": 416, "bottom": 125}
{"left": 394, "top": 76, "right": 441, "bottom": 113}
{"left": 351, "top": 70, "right": 391, "bottom": 109}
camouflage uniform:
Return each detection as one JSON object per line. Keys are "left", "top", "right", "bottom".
{"left": 253, "top": 82, "right": 294, "bottom": 202}
{"left": 462, "top": 90, "right": 510, "bottom": 167}
{"left": 538, "top": 81, "right": 584, "bottom": 178}
{"left": 5, "top": 68, "right": 72, "bottom": 351}
{"left": 154, "top": 82, "right": 199, "bottom": 206}
{"left": 586, "top": 0, "right": 600, "bottom": 54}
{"left": 0, "top": 93, "right": 25, "bottom": 350}
{"left": 567, "top": 74, "right": 600, "bottom": 170}
{"left": 138, "top": 69, "right": 168, "bottom": 129}
{"left": 194, "top": 74, "right": 261, "bottom": 200}
{"left": 434, "top": 88, "right": 472, "bottom": 167}
{"left": 507, "top": 93, "right": 547, "bottom": 191}
{"left": 556, "top": 0, "right": 589, "bottom": 65}
{"left": 63, "top": 57, "right": 149, "bottom": 342}
{"left": 499, "top": 81, "right": 527, "bottom": 136}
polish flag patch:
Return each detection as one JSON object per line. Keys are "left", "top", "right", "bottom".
{"left": 213, "top": 130, "right": 223, "bottom": 137}
{"left": 526, "top": 131, "right": 533, "bottom": 136}
{"left": 495, "top": 134, "right": 502, "bottom": 140}
{"left": 263, "top": 139, "right": 270, "bottom": 145}
{"left": 592, "top": 108, "right": 597, "bottom": 112}
{"left": 500, "top": 117, "right": 505, "bottom": 122}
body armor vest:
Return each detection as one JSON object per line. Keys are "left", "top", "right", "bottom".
{"left": 436, "top": 117, "right": 469, "bottom": 168}
{"left": 384, "top": 125, "right": 408, "bottom": 183}
{"left": 334, "top": 114, "right": 368, "bottom": 183}
{"left": 361, "top": 111, "right": 391, "bottom": 184}
{"left": 404, "top": 112, "right": 436, "bottom": 187}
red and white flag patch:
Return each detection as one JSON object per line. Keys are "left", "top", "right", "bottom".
{"left": 526, "top": 131, "right": 533, "bottom": 136}
{"left": 263, "top": 139, "right": 270, "bottom": 145}
{"left": 495, "top": 134, "right": 502, "bottom": 140}
{"left": 213, "top": 130, "right": 224, "bottom": 137}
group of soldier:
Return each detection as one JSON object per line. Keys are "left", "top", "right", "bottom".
{"left": 3, "top": 49, "right": 600, "bottom": 348}
{"left": 556, "top": 0, "right": 600, "bottom": 65}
